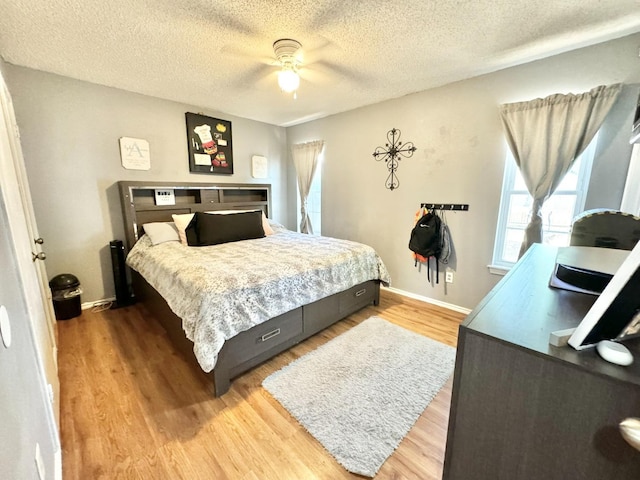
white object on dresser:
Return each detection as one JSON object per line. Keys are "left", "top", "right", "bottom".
{"left": 596, "top": 340, "right": 634, "bottom": 366}
{"left": 619, "top": 417, "right": 640, "bottom": 452}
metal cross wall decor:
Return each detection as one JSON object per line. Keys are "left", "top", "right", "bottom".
{"left": 372, "top": 128, "right": 417, "bottom": 191}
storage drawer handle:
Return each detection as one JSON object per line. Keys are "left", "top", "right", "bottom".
{"left": 355, "top": 288, "right": 367, "bottom": 297}
{"left": 260, "top": 328, "right": 281, "bottom": 342}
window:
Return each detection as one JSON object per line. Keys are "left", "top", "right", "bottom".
{"left": 296, "top": 155, "right": 322, "bottom": 235}
{"left": 492, "top": 138, "right": 597, "bottom": 268}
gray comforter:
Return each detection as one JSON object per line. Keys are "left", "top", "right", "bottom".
{"left": 126, "top": 228, "right": 390, "bottom": 372}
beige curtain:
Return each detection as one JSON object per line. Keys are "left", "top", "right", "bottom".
{"left": 292, "top": 140, "right": 324, "bottom": 234}
{"left": 500, "top": 83, "right": 622, "bottom": 257}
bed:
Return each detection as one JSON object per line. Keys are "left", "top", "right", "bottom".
{"left": 118, "top": 181, "right": 390, "bottom": 396}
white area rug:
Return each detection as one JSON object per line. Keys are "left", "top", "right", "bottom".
{"left": 262, "top": 316, "right": 456, "bottom": 477}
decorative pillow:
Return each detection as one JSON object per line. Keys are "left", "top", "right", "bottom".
{"left": 207, "top": 209, "right": 274, "bottom": 235}
{"left": 186, "top": 211, "right": 265, "bottom": 246}
{"left": 142, "top": 222, "right": 180, "bottom": 245}
{"left": 171, "top": 213, "right": 196, "bottom": 245}
{"left": 172, "top": 210, "right": 273, "bottom": 245}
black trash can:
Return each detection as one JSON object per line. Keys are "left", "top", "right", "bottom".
{"left": 49, "top": 274, "right": 82, "bottom": 320}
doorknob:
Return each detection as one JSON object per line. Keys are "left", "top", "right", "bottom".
{"left": 32, "top": 252, "right": 46, "bottom": 262}
{"left": 620, "top": 418, "right": 640, "bottom": 452}
{"left": 34, "top": 237, "right": 44, "bottom": 245}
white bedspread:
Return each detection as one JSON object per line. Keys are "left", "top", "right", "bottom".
{"left": 126, "top": 229, "right": 390, "bottom": 372}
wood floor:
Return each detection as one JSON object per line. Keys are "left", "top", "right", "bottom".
{"left": 58, "top": 289, "right": 465, "bottom": 479}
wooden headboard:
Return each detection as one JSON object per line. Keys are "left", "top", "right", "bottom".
{"left": 118, "top": 181, "right": 271, "bottom": 250}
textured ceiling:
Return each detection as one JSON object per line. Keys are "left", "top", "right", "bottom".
{"left": 1, "top": 1, "right": 639, "bottom": 126}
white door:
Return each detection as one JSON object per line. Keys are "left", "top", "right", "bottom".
{"left": 0, "top": 181, "right": 61, "bottom": 480}
{"left": 0, "top": 72, "right": 59, "bottom": 424}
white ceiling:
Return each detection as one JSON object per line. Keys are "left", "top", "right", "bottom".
{"left": 1, "top": 1, "right": 639, "bottom": 127}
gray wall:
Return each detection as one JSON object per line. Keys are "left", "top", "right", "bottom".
{"left": 5, "top": 33, "right": 640, "bottom": 310}
{"left": 287, "top": 33, "right": 640, "bottom": 309}
{"left": 5, "top": 67, "right": 288, "bottom": 304}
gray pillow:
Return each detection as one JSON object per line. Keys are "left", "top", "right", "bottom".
{"left": 142, "top": 222, "right": 180, "bottom": 245}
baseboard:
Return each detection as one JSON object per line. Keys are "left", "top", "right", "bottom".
{"left": 84, "top": 290, "right": 472, "bottom": 315}
{"left": 81, "top": 297, "right": 115, "bottom": 310}
{"left": 382, "top": 286, "right": 472, "bottom": 315}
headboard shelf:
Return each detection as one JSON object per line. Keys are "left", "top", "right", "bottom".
{"left": 118, "top": 181, "right": 271, "bottom": 249}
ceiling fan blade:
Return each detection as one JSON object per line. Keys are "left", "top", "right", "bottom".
{"left": 219, "top": 43, "right": 275, "bottom": 65}
{"left": 154, "top": 0, "right": 259, "bottom": 37}
{"left": 307, "top": 59, "right": 370, "bottom": 85}
{"left": 232, "top": 63, "right": 276, "bottom": 89}
{"left": 305, "top": 1, "right": 352, "bottom": 31}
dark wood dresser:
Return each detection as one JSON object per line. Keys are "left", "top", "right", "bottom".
{"left": 443, "top": 244, "right": 640, "bottom": 479}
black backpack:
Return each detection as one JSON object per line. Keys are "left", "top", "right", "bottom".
{"left": 409, "top": 211, "right": 443, "bottom": 283}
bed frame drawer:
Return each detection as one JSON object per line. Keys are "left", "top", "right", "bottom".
{"left": 304, "top": 294, "right": 340, "bottom": 337}
{"left": 339, "top": 280, "right": 378, "bottom": 315}
{"left": 303, "top": 280, "right": 379, "bottom": 337}
{"left": 221, "top": 308, "right": 303, "bottom": 366}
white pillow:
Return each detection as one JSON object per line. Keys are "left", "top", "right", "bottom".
{"left": 171, "top": 213, "right": 196, "bottom": 245}
{"left": 171, "top": 210, "right": 273, "bottom": 245}
{"left": 267, "top": 220, "right": 288, "bottom": 233}
{"left": 143, "top": 222, "right": 180, "bottom": 245}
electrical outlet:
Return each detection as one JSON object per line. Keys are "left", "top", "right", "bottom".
{"left": 445, "top": 271, "right": 454, "bottom": 283}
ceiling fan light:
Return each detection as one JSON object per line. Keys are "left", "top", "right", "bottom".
{"left": 278, "top": 68, "right": 300, "bottom": 93}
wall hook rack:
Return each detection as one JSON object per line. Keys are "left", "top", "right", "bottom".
{"left": 421, "top": 203, "right": 470, "bottom": 211}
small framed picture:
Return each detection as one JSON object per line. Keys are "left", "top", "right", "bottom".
{"left": 251, "top": 155, "right": 268, "bottom": 178}
{"left": 154, "top": 189, "right": 175, "bottom": 206}
{"left": 119, "top": 137, "right": 150, "bottom": 170}
{"left": 185, "top": 112, "right": 233, "bottom": 175}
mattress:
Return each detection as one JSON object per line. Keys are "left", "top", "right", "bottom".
{"left": 126, "top": 228, "right": 390, "bottom": 372}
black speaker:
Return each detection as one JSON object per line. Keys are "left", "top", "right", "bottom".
{"left": 110, "top": 240, "right": 135, "bottom": 308}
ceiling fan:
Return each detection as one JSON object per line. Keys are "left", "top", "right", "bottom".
{"left": 221, "top": 36, "right": 364, "bottom": 97}
{"left": 273, "top": 38, "right": 303, "bottom": 98}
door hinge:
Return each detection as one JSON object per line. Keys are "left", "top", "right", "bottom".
{"left": 13, "top": 124, "right": 20, "bottom": 139}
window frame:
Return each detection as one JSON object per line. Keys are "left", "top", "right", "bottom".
{"left": 491, "top": 138, "right": 597, "bottom": 270}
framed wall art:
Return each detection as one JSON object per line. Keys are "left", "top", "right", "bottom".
{"left": 119, "top": 137, "right": 150, "bottom": 170}
{"left": 185, "top": 112, "right": 234, "bottom": 175}
{"left": 251, "top": 155, "right": 268, "bottom": 178}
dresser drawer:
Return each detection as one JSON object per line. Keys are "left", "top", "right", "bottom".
{"left": 339, "top": 280, "right": 377, "bottom": 315}
{"left": 222, "top": 308, "right": 303, "bottom": 365}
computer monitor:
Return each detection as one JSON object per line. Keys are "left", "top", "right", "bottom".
{"left": 568, "top": 240, "right": 640, "bottom": 350}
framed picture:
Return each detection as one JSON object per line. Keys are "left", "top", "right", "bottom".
{"left": 185, "top": 112, "right": 233, "bottom": 175}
